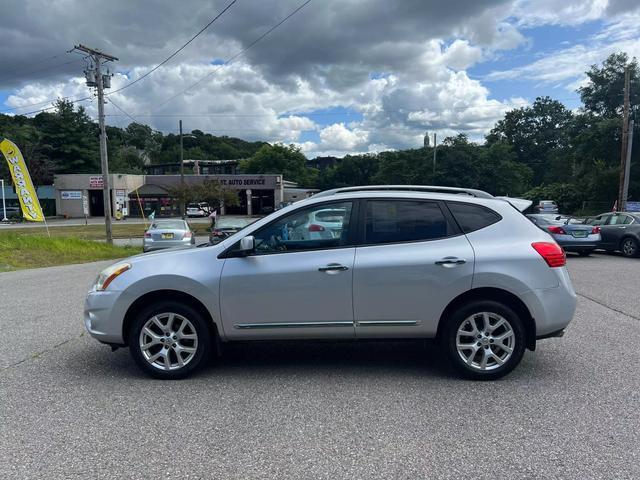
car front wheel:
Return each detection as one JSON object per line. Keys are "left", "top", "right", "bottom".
{"left": 129, "top": 301, "right": 212, "bottom": 379}
{"left": 443, "top": 300, "right": 526, "bottom": 380}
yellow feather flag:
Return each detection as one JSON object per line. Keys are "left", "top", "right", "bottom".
{"left": 0, "top": 138, "right": 45, "bottom": 222}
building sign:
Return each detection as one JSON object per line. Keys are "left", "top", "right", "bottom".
{"left": 61, "top": 190, "right": 82, "bottom": 200}
{"left": 89, "top": 176, "right": 104, "bottom": 189}
{"left": 148, "top": 174, "right": 280, "bottom": 190}
{"left": 82, "top": 194, "right": 89, "bottom": 215}
{"left": 627, "top": 201, "right": 640, "bottom": 212}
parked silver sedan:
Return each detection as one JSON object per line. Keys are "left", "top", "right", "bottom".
{"left": 143, "top": 219, "right": 195, "bottom": 252}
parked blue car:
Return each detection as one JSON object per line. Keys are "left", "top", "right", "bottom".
{"left": 527, "top": 214, "right": 601, "bottom": 256}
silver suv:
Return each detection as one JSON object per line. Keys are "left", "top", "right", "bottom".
{"left": 84, "top": 186, "right": 577, "bottom": 380}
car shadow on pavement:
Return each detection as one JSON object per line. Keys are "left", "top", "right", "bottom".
{"left": 73, "top": 339, "right": 463, "bottom": 381}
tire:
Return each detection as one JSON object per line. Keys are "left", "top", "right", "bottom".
{"left": 442, "top": 300, "right": 526, "bottom": 380}
{"left": 129, "top": 301, "right": 212, "bottom": 379}
{"left": 578, "top": 250, "right": 593, "bottom": 257}
{"left": 620, "top": 237, "right": 640, "bottom": 258}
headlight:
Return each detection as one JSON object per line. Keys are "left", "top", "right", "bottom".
{"left": 94, "top": 263, "right": 131, "bottom": 291}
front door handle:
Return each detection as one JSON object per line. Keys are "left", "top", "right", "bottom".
{"left": 435, "top": 257, "right": 466, "bottom": 267}
{"left": 619, "top": 226, "right": 627, "bottom": 229}
{"left": 318, "top": 264, "right": 349, "bottom": 273}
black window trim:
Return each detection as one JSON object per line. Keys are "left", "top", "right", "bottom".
{"left": 357, "top": 198, "right": 462, "bottom": 248}
{"left": 219, "top": 199, "right": 360, "bottom": 258}
{"left": 444, "top": 200, "right": 503, "bottom": 234}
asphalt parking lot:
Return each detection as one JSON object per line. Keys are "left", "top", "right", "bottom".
{"left": 1, "top": 253, "right": 639, "bottom": 479}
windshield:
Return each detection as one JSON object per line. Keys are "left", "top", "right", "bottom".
{"left": 151, "top": 220, "right": 187, "bottom": 230}
{"left": 216, "top": 217, "right": 256, "bottom": 229}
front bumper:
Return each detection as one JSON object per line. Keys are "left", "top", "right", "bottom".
{"left": 84, "top": 289, "right": 127, "bottom": 344}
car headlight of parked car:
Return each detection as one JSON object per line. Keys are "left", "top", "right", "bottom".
{"left": 93, "top": 263, "right": 131, "bottom": 291}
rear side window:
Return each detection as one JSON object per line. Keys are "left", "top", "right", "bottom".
{"left": 447, "top": 202, "right": 501, "bottom": 233}
{"left": 364, "top": 200, "right": 451, "bottom": 244}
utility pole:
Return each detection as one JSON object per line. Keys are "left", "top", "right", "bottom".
{"left": 432, "top": 133, "right": 437, "bottom": 174}
{"left": 180, "top": 119, "right": 185, "bottom": 219}
{"left": 617, "top": 65, "right": 630, "bottom": 211}
{"left": 73, "top": 44, "right": 118, "bottom": 244}
{"left": 622, "top": 119, "right": 634, "bottom": 211}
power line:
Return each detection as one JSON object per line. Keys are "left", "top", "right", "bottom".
{"left": 155, "top": 0, "right": 313, "bottom": 109}
{"left": 13, "top": 96, "right": 93, "bottom": 116}
{"left": 108, "top": 98, "right": 138, "bottom": 123}
{"left": 107, "top": 0, "right": 238, "bottom": 95}
{"left": 1, "top": 0, "right": 238, "bottom": 116}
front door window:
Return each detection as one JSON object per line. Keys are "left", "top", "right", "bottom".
{"left": 251, "top": 201, "right": 354, "bottom": 254}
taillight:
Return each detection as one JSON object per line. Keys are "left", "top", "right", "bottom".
{"left": 532, "top": 242, "right": 566, "bottom": 267}
{"left": 184, "top": 231, "right": 192, "bottom": 239}
{"left": 308, "top": 224, "right": 325, "bottom": 232}
{"left": 591, "top": 226, "right": 601, "bottom": 234}
{"left": 547, "top": 226, "right": 566, "bottom": 234}
{"left": 144, "top": 232, "right": 151, "bottom": 238}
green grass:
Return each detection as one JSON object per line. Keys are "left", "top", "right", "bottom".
{"left": 3, "top": 223, "right": 148, "bottom": 240}
{"left": 3, "top": 222, "right": 206, "bottom": 240}
{"left": 0, "top": 233, "right": 141, "bottom": 272}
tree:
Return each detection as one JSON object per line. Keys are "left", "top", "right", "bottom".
{"left": 579, "top": 53, "right": 640, "bottom": 118}
{"left": 32, "top": 99, "right": 100, "bottom": 173}
{"left": 477, "top": 142, "right": 532, "bottom": 196}
{"left": 317, "top": 154, "right": 380, "bottom": 190}
{"left": 241, "top": 143, "right": 317, "bottom": 186}
{"left": 523, "top": 183, "right": 585, "bottom": 214}
{"left": 168, "top": 179, "right": 239, "bottom": 214}
{"left": 110, "top": 146, "right": 146, "bottom": 174}
{"left": 487, "top": 96, "right": 573, "bottom": 184}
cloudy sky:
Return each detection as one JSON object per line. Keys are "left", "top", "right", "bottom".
{"left": 1, "top": 0, "right": 639, "bottom": 158}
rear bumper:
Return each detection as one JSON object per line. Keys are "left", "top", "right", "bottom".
{"left": 143, "top": 239, "right": 193, "bottom": 251}
{"left": 520, "top": 268, "right": 577, "bottom": 337}
{"left": 560, "top": 243, "right": 598, "bottom": 251}
{"left": 553, "top": 233, "right": 600, "bottom": 251}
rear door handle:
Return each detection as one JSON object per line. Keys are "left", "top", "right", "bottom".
{"left": 318, "top": 264, "right": 349, "bottom": 272}
{"left": 435, "top": 257, "right": 466, "bottom": 267}
{"left": 619, "top": 226, "right": 627, "bottom": 229}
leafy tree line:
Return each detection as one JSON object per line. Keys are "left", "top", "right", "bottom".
{"left": 0, "top": 102, "right": 267, "bottom": 184}
{"left": 1, "top": 53, "right": 637, "bottom": 214}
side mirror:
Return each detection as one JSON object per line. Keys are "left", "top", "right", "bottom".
{"left": 238, "top": 235, "right": 255, "bottom": 254}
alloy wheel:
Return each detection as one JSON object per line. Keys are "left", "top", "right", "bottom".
{"left": 456, "top": 312, "right": 515, "bottom": 371}
{"left": 622, "top": 238, "right": 637, "bottom": 257}
{"left": 138, "top": 313, "right": 198, "bottom": 371}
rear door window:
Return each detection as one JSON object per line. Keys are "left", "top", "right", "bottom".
{"left": 606, "top": 215, "right": 631, "bottom": 225}
{"left": 364, "top": 200, "right": 452, "bottom": 245}
{"left": 447, "top": 202, "right": 501, "bottom": 233}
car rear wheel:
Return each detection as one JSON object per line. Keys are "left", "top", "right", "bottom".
{"left": 620, "top": 237, "right": 639, "bottom": 258}
{"left": 129, "top": 301, "right": 212, "bottom": 379}
{"left": 442, "top": 300, "right": 526, "bottom": 380}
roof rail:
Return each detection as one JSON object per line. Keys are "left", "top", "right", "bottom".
{"left": 312, "top": 185, "right": 494, "bottom": 199}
